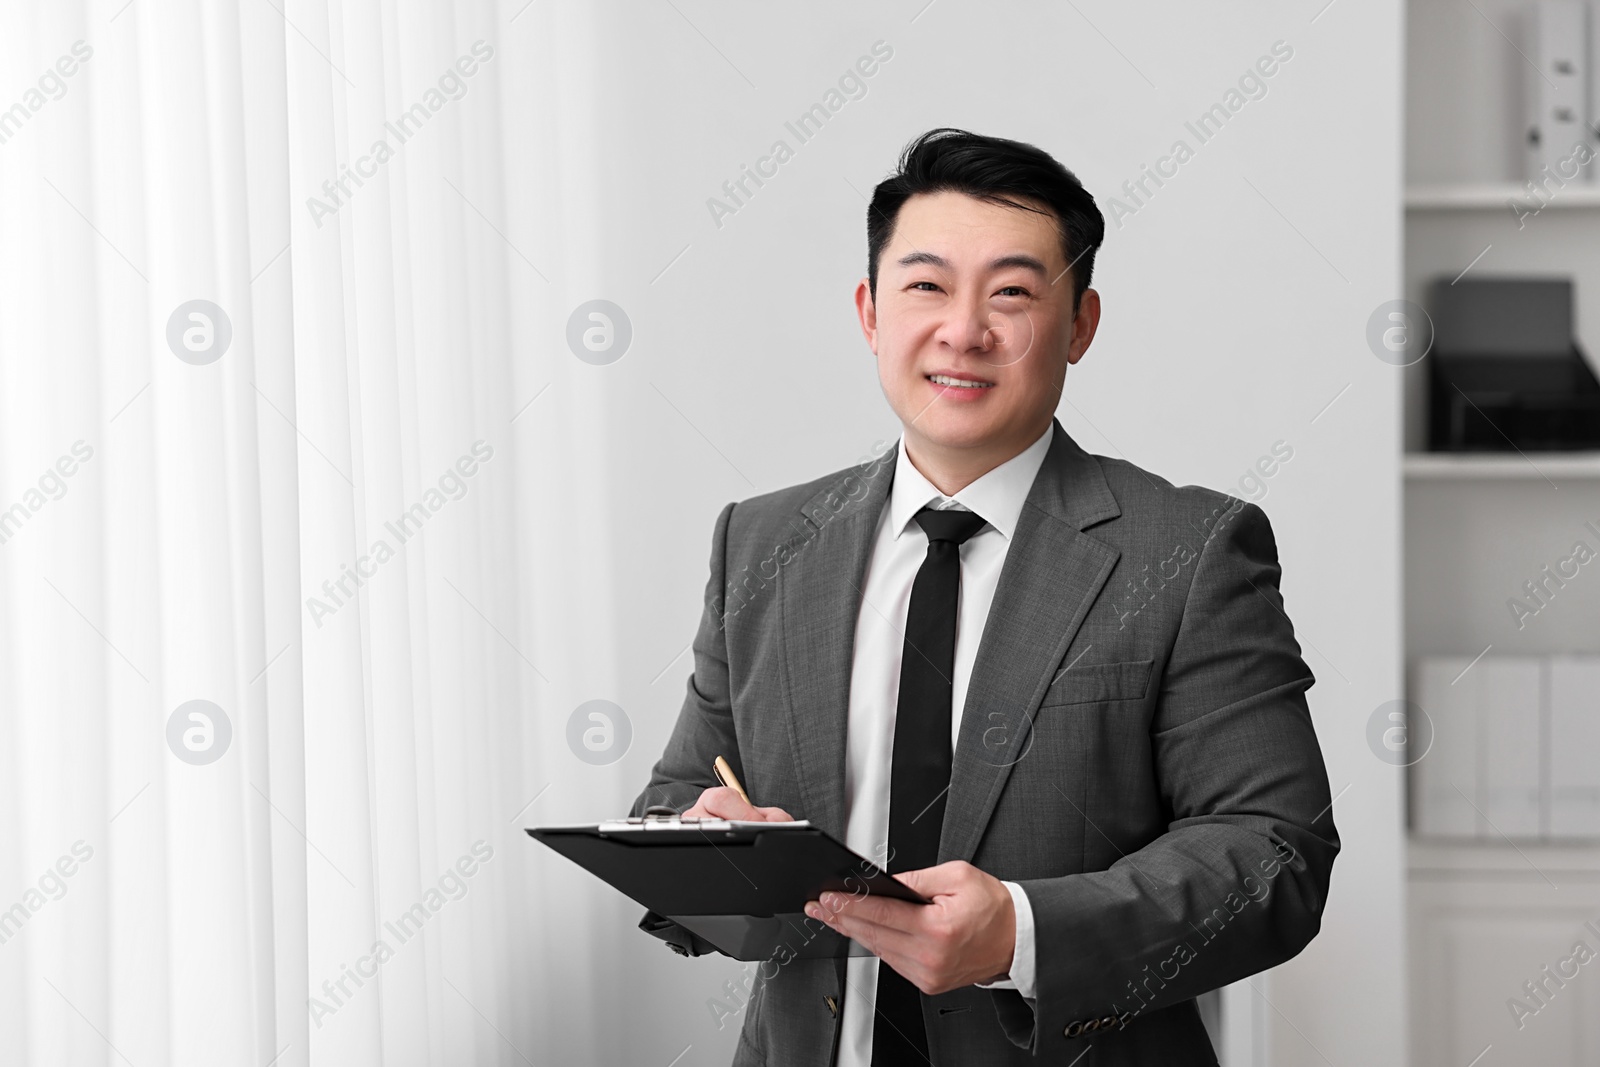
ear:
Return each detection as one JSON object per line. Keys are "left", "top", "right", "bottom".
{"left": 1065, "top": 288, "right": 1101, "bottom": 366}
{"left": 855, "top": 278, "right": 878, "bottom": 355}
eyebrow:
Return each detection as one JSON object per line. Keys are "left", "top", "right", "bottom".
{"left": 896, "top": 251, "right": 1050, "bottom": 277}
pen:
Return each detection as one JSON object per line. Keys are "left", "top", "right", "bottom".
{"left": 713, "top": 755, "right": 752, "bottom": 807}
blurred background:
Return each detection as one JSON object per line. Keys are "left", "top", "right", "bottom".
{"left": 0, "top": 0, "right": 1593, "bottom": 1064}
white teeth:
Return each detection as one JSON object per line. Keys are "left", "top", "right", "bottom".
{"left": 928, "top": 374, "right": 992, "bottom": 388}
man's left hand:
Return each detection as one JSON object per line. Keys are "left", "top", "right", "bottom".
{"left": 804, "top": 860, "right": 1015, "bottom": 995}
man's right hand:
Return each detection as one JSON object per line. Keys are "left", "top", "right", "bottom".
{"left": 681, "top": 786, "right": 795, "bottom": 822}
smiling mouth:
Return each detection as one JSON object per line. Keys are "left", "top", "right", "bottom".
{"left": 926, "top": 374, "right": 994, "bottom": 389}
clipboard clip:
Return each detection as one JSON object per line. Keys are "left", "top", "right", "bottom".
{"left": 601, "top": 806, "right": 687, "bottom": 828}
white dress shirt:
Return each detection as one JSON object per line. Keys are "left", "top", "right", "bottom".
{"left": 836, "top": 425, "right": 1051, "bottom": 1066}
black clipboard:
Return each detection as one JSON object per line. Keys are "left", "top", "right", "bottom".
{"left": 527, "top": 819, "right": 931, "bottom": 961}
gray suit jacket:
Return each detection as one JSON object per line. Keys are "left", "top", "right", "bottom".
{"left": 630, "top": 419, "right": 1339, "bottom": 1065}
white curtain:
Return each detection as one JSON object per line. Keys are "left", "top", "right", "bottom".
{"left": 0, "top": 2, "right": 590, "bottom": 1063}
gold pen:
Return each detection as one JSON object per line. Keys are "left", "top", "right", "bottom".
{"left": 713, "top": 755, "right": 752, "bottom": 806}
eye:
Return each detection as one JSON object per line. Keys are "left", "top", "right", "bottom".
{"left": 996, "top": 286, "right": 1031, "bottom": 298}
{"left": 909, "top": 281, "right": 941, "bottom": 292}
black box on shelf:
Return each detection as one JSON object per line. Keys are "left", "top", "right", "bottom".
{"left": 1427, "top": 277, "right": 1600, "bottom": 451}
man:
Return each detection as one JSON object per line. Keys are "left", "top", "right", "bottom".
{"left": 630, "top": 128, "right": 1338, "bottom": 1065}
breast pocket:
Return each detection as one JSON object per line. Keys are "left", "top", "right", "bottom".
{"left": 1038, "top": 658, "right": 1154, "bottom": 708}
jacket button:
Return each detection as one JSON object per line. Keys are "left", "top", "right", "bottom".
{"left": 1118, "top": 1011, "right": 1135, "bottom": 1029}
{"left": 1099, "top": 1014, "right": 1118, "bottom": 1030}
{"left": 1064, "top": 1021, "right": 1084, "bottom": 1037}
{"left": 823, "top": 995, "right": 840, "bottom": 1018}
{"left": 1082, "top": 1017, "right": 1101, "bottom": 1033}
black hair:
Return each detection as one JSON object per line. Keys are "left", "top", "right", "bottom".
{"left": 866, "top": 128, "right": 1106, "bottom": 312}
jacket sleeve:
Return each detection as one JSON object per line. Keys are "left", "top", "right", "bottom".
{"left": 999, "top": 499, "right": 1340, "bottom": 1054}
{"left": 627, "top": 501, "right": 741, "bottom": 956}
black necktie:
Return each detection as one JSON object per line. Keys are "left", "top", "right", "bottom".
{"left": 872, "top": 505, "right": 989, "bottom": 1065}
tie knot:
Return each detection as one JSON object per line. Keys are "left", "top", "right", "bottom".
{"left": 914, "top": 505, "right": 988, "bottom": 546}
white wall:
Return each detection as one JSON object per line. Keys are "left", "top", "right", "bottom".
{"left": 505, "top": 3, "right": 1406, "bottom": 1064}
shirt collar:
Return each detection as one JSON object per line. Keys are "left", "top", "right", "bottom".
{"left": 888, "top": 423, "right": 1054, "bottom": 543}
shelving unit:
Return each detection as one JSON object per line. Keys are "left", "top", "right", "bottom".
{"left": 1405, "top": 0, "right": 1600, "bottom": 1062}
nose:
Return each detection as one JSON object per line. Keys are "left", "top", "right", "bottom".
{"left": 933, "top": 292, "right": 999, "bottom": 355}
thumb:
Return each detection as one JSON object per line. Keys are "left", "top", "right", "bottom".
{"left": 892, "top": 866, "right": 934, "bottom": 895}
{"left": 893, "top": 861, "right": 960, "bottom": 897}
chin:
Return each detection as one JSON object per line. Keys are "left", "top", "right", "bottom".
{"left": 906, "top": 410, "right": 1006, "bottom": 450}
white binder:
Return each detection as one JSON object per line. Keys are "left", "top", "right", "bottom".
{"left": 1549, "top": 656, "right": 1600, "bottom": 836}
{"left": 1478, "top": 657, "right": 1544, "bottom": 837}
{"left": 1411, "top": 655, "right": 1544, "bottom": 838}
{"left": 1527, "top": 1, "right": 1589, "bottom": 180}
{"left": 1411, "top": 657, "right": 1480, "bottom": 838}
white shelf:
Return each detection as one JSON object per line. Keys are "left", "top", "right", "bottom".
{"left": 1406, "top": 182, "right": 1600, "bottom": 210}
{"left": 1404, "top": 452, "right": 1600, "bottom": 479}
{"left": 1409, "top": 838, "right": 1600, "bottom": 877}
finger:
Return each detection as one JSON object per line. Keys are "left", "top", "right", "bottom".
{"left": 681, "top": 791, "right": 719, "bottom": 819}
{"left": 755, "top": 805, "right": 794, "bottom": 822}
{"left": 693, "top": 787, "right": 758, "bottom": 820}
{"left": 817, "top": 891, "right": 926, "bottom": 933}
{"left": 811, "top": 905, "right": 925, "bottom": 964}
{"left": 893, "top": 861, "right": 967, "bottom": 897}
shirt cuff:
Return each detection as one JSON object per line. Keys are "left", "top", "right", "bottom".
{"left": 972, "top": 880, "right": 1036, "bottom": 999}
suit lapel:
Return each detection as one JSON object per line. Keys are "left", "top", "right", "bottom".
{"left": 939, "top": 421, "right": 1122, "bottom": 864}
{"left": 780, "top": 446, "right": 896, "bottom": 842}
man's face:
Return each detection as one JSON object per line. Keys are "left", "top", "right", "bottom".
{"left": 856, "top": 190, "right": 1098, "bottom": 457}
